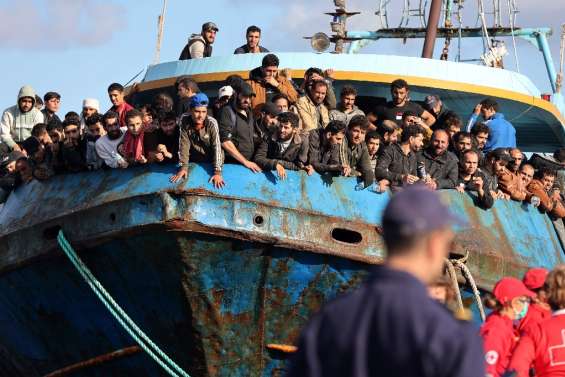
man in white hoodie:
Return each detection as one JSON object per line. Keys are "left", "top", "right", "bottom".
{"left": 0, "top": 85, "right": 45, "bottom": 155}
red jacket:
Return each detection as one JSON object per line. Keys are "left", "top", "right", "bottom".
{"left": 110, "top": 102, "right": 134, "bottom": 127}
{"left": 509, "top": 309, "right": 565, "bottom": 377}
{"left": 517, "top": 303, "right": 551, "bottom": 334}
{"left": 481, "top": 312, "right": 518, "bottom": 377}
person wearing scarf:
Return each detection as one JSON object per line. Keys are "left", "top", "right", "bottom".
{"left": 120, "top": 109, "right": 147, "bottom": 165}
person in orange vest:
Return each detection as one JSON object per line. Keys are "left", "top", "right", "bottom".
{"left": 481, "top": 277, "right": 535, "bottom": 377}
{"left": 508, "top": 265, "right": 565, "bottom": 376}
{"left": 517, "top": 268, "right": 551, "bottom": 333}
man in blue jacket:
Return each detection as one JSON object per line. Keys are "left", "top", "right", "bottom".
{"left": 287, "top": 186, "right": 485, "bottom": 377}
{"left": 466, "top": 98, "right": 516, "bottom": 153}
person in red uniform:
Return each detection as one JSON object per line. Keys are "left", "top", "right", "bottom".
{"left": 481, "top": 277, "right": 535, "bottom": 377}
{"left": 508, "top": 265, "right": 565, "bottom": 377}
{"left": 518, "top": 267, "right": 551, "bottom": 333}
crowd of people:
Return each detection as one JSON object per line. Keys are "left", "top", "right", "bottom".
{"left": 1, "top": 22, "right": 565, "bottom": 222}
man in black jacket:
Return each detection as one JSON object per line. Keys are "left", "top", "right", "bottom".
{"left": 307, "top": 120, "right": 347, "bottom": 175}
{"left": 254, "top": 112, "right": 308, "bottom": 180}
{"left": 420, "top": 129, "right": 458, "bottom": 190}
{"left": 341, "top": 115, "right": 374, "bottom": 188}
{"left": 179, "top": 22, "right": 218, "bottom": 60}
{"left": 375, "top": 124, "right": 424, "bottom": 190}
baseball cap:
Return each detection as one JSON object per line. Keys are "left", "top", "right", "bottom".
{"left": 202, "top": 22, "right": 219, "bottom": 32}
{"left": 382, "top": 186, "right": 465, "bottom": 238}
{"left": 261, "top": 102, "right": 280, "bottom": 117}
{"left": 238, "top": 82, "right": 256, "bottom": 97}
{"left": 218, "top": 86, "right": 234, "bottom": 99}
{"left": 523, "top": 268, "right": 549, "bottom": 290}
{"left": 493, "top": 277, "right": 536, "bottom": 305}
{"left": 425, "top": 95, "right": 440, "bottom": 108}
{"left": 189, "top": 93, "right": 209, "bottom": 109}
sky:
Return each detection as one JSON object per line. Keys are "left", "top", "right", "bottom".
{"left": 0, "top": 0, "right": 563, "bottom": 116}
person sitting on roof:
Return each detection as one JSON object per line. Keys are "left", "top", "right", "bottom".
{"left": 219, "top": 83, "right": 262, "bottom": 173}
{"left": 179, "top": 22, "right": 218, "bottom": 60}
{"left": 419, "top": 129, "right": 458, "bottom": 190}
{"left": 171, "top": 93, "right": 225, "bottom": 188}
{"left": 107, "top": 83, "right": 134, "bottom": 128}
{"left": 234, "top": 25, "right": 269, "bottom": 54}
{"left": 467, "top": 98, "right": 516, "bottom": 153}
{"left": 254, "top": 112, "right": 308, "bottom": 180}
{"left": 0, "top": 85, "right": 45, "bottom": 155}
{"left": 296, "top": 80, "right": 330, "bottom": 132}
{"left": 307, "top": 120, "right": 347, "bottom": 176}
{"left": 247, "top": 54, "right": 298, "bottom": 115}
{"left": 340, "top": 115, "right": 375, "bottom": 188}
{"left": 526, "top": 167, "right": 565, "bottom": 219}
{"left": 329, "top": 85, "right": 365, "bottom": 126}
{"left": 145, "top": 111, "right": 179, "bottom": 164}
{"left": 374, "top": 79, "right": 435, "bottom": 127}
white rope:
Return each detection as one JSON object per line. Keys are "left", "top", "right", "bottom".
{"left": 453, "top": 259, "right": 487, "bottom": 322}
{"left": 445, "top": 259, "right": 464, "bottom": 310}
{"left": 477, "top": 0, "right": 492, "bottom": 50}
{"left": 507, "top": 0, "right": 520, "bottom": 72}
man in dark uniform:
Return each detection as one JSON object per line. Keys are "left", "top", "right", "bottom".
{"left": 287, "top": 186, "right": 484, "bottom": 377}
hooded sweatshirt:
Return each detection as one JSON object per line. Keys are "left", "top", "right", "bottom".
{"left": 1, "top": 86, "right": 45, "bottom": 149}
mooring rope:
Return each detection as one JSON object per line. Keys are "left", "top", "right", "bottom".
{"left": 445, "top": 251, "right": 486, "bottom": 322}
{"left": 57, "top": 230, "right": 191, "bottom": 377}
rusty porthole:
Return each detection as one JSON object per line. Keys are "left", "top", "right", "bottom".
{"left": 253, "top": 214, "right": 265, "bottom": 227}
{"left": 331, "top": 228, "right": 363, "bottom": 244}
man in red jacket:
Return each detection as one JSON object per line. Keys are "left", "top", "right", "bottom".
{"left": 107, "top": 83, "right": 133, "bottom": 127}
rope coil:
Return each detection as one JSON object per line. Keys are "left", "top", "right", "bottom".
{"left": 57, "top": 230, "right": 191, "bottom": 377}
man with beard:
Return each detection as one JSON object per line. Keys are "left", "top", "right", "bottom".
{"left": 296, "top": 80, "right": 330, "bottom": 132}
{"left": 377, "top": 120, "right": 399, "bottom": 151}
{"left": 179, "top": 22, "right": 218, "bottom": 60}
{"left": 375, "top": 124, "right": 424, "bottom": 190}
{"left": 95, "top": 111, "right": 128, "bottom": 169}
{"left": 254, "top": 112, "right": 308, "bottom": 180}
{"left": 375, "top": 79, "right": 435, "bottom": 127}
{"left": 452, "top": 131, "right": 473, "bottom": 160}
{"left": 171, "top": 93, "right": 225, "bottom": 188}
{"left": 254, "top": 102, "right": 280, "bottom": 144}
{"left": 85, "top": 114, "right": 106, "bottom": 170}
{"left": 526, "top": 167, "right": 565, "bottom": 219}
{"left": 219, "top": 83, "right": 262, "bottom": 173}
{"left": 481, "top": 148, "right": 512, "bottom": 199}
{"left": 470, "top": 122, "right": 490, "bottom": 157}
{"left": 330, "top": 85, "right": 365, "bottom": 126}
{"left": 507, "top": 148, "right": 524, "bottom": 174}
{"left": 456, "top": 149, "right": 494, "bottom": 209}
{"left": 341, "top": 115, "right": 374, "bottom": 188}
{"left": 60, "top": 118, "right": 87, "bottom": 173}
{"left": 307, "top": 120, "right": 348, "bottom": 175}
{"left": 419, "top": 129, "right": 458, "bottom": 190}
{"left": 145, "top": 111, "right": 179, "bottom": 164}
{"left": 1, "top": 85, "right": 45, "bottom": 154}
{"left": 107, "top": 83, "right": 134, "bottom": 127}
{"left": 234, "top": 25, "right": 269, "bottom": 54}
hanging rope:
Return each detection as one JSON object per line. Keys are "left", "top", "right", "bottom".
{"left": 453, "top": 259, "right": 486, "bottom": 321}
{"left": 56, "top": 230, "right": 191, "bottom": 377}
{"left": 445, "top": 251, "right": 486, "bottom": 322}
{"left": 445, "top": 258, "right": 464, "bottom": 310}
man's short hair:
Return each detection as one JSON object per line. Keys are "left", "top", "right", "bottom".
{"left": 377, "top": 120, "right": 399, "bottom": 137}
{"left": 63, "top": 118, "right": 79, "bottom": 128}
{"left": 311, "top": 80, "right": 328, "bottom": 91}
{"left": 103, "top": 110, "right": 119, "bottom": 123}
{"left": 125, "top": 109, "right": 143, "bottom": 123}
{"left": 160, "top": 111, "right": 177, "bottom": 123}
{"left": 537, "top": 167, "right": 557, "bottom": 180}
{"left": 271, "top": 93, "right": 289, "bottom": 105}
{"left": 471, "top": 122, "right": 490, "bottom": 136}
{"left": 443, "top": 112, "right": 462, "bottom": 128}
{"left": 107, "top": 83, "right": 124, "bottom": 93}
{"left": 175, "top": 76, "right": 200, "bottom": 93}
{"left": 46, "top": 119, "right": 63, "bottom": 132}
{"left": 326, "top": 120, "right": 347, "bottom": 135}
{"left": 401, "top": 111, "right": 418, "bottom": 121}
{"left": 305, "top": 67, "right": 323, "bottom": 79}
{"left": 348, "top": 115, "right": 369, "bottom": 131}
{"left": 34, "top": 95, "right": 43, "bottom": 107}
{"left": 86, "top": 113, "right": 103, "bottom": 127}
{"left": 261, "top": 54, "right": 279, "bottom": 68}
{"left": 480, "top": 98, "right": 499, "bottom": 112}
{"left": 454, "top": 131, "right": 472, "bottom": 143}
{"left": 391, "top": 79, "right": 408, "bottom": 91}
{"left": 365, "top": 131, "right": 382, "bottom": 143}
{"left": 246, "top": 25, "right": 261, "bottom": 35}
{"left": 31, "top": 123, "right": 47, "bottom": 137}
{"left": 43, "top": 91, "right": 61, "bottom": 102}
{"left": 462, "top": 149, "right": 479, "bottom": 160}
{"left": 340, "top": 85, "right": 357, "bottom": 97}
{"left": 400, "top": 124, "right": 423, "bottom": 143}
{"left": 554, "top": 148, "right": 565, "bottom": 163}
{"left": 277, "top": 112, "right": 299, "bottom": 128}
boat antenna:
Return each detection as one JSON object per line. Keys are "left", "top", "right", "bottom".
{"left": 152, "top": 0, "right": 168, "bottom": 65}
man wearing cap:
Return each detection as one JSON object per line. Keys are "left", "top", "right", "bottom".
{"left": 254, "top": 112, "right": 308, "bottom": 180}
{"left": 247, "top": 54, "right": 298, "bottom": 115}
{"left": 287, "top": 186, "right": 484, "bottom": 377}
{"left": 424, "top": 94, "right": 449, "bottom": 127}
{"left": 179, "top": 22, "right": 218, "bottom": 60}
{"left": 213, "top": 86, "right": 233, "bottom": 119}
{"left": 218, "top": 82, "right": 262, "bottom": 173}
{"left": 481, "top": 277, "right": 536, "bottom": 377}
{"left": 41, "top": 92, "right": 62, "bottom": 128}
{"left": 1, "top": 85, "right": 45, "bottom": 155}
{"left": 254, "top": 102, "right": 280, "bottom": 143}
{"left": 171, "top": 93, "right": 225, "bottom": 188}
{"left": 517, "top": 268, "right": 551, "bottom": 334}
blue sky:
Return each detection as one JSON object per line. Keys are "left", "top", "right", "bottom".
{"left": 0, "top": 0, "right": 563, "bottom": 115}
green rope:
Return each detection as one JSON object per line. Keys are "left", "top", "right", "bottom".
{"left": 57, "top": 230, "right": 191, "bottom": 377}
